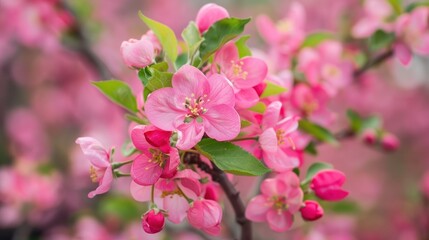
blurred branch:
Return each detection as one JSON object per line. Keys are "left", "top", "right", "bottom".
{"left": 353, "top": 49, "right": 394, "bottom": 78}
{"left": 184, "top": 152, "right": 252, "bottom": 240}
{"left": 58, "top": 0, "right": 113, "bottom": 80}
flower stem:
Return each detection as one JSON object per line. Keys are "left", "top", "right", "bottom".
{"left": 113, "top": 170, "right": 131, "bottom": 178}
{"left": 112, "top": 159, "right": 134, "bottom": 169}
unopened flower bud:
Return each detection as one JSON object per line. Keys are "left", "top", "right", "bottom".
{"left": 310, "top": 170, "right": 348, "bottom": 201}
{"left": 362, "top": 129, "right": 377, "bottom": 145}
{"left": 381, "top": 133, "right": 399, "bottom": 151}
{"left": 300, "top": 200, "right": 324, "bottom": 221}
{"left": 142, "top": 209, "right": 165, "bottom": 234}
{"left": 196, "top": 4, "right": 230, "bottom": 33}
{"left": 121, "top": 38, "right": 154, "bottom": 69}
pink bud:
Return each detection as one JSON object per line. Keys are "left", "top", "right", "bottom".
{"left": 310, "top": 169, "right": 348, "bottom": 201}
{"left": 187, "top": 199, "right": 222, "bottom": 235}
{"left": 381, "top": 133, "right": 400, "bottom": 151}
{"left": 300, "top": 200, "right": 324, "bottom": 221}
{"left": 204, "top": 184, "right": 219, "bottom": 201}
{"left": 142, "top": 209, "right": 165, "bottom": 234}
{"left": 195, "top": 4, "right": 230, "bottom": 33}
{"left": 362, "top": 129, "right": 377, "bottom": 145}
{"left": 253, "top": 82, "right": 267, "bottom": 97}
{"left": 120, "top": 38, "right": 154, "bottom": 69}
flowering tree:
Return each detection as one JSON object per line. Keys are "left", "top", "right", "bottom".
{"left": 72, "top": 2, "right": 429, "bottom": 239}
{"left": 2, "top": 0, "right": 429, "bottom": 239}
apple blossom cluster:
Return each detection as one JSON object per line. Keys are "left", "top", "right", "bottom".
{"left": 73, "top": 1, "right": 428, "bottom": 238}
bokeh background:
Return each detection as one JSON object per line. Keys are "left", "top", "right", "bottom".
{"left": 1, "top": 0, "right": 429, "bottom": 239}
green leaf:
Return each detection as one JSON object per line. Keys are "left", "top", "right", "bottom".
{"left": 145, "top": 69, "right": 173, "bottom": 93}
{"left": 93, "top": 80, "right": 137, "bottom": 113}
{"left": 235, "top": 35, "right": 252, "bottom": 58}
{"left": 196, "top": 138, "right": 271, "bottom": 176}
{"left": 138, "top": 67, "right": 152, "bottom": 86}
{"left": 406, "top": 2, "right": 429, "bottom": 12}
{"left": 329, "top": 200, "right": 360, "bottom": 214}
{"left": 303, "top": 142, "right": 318, "bottom": 156}
{"left": 298, "top": 119, "right": 337, "bottom": 144}
{"left": 151, "top": 61, "right": 169, "bottom": 72}
{"left": 174, "top": 53, "right": 188, "bottom": 69}
{"left": 301, "top": 32, "right": 334, "bottom": 48}
{"left": 388, "top": 0, "right": 403, "bottom": 14}
{"left": 368, "top": 30, "right": 395, "bottom": 51}
{"left": 139, "top": 12, "right": 178, "bottom": 63}
{"left": 303, "top": 162, "right": 333, "bottom": 184}
{"left": 121, "top": 141, "right": 138, "bottom": 157}
{"left": 260, "top": 81, "right": 287, "bottom": 98}
{"left": 247, "top": 102, "right": 266, "bottom": 113}
{"left": 98, "top": 195, "right": 145, "bottom": 223}
{"left": 346, "top": 109, "right": 381, "bottom": 134}
{"left": 182, "top": 22, "right": 203, "bottom": 65}
{"left": 199, "top": 18, "right": 251, "bottom": 62}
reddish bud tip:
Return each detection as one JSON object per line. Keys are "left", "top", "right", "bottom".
{"left": 300, "top": 200, "right": 324, "bottom": 221}
{"left": 142, "top": 209, "right": 165, "bottom": 234}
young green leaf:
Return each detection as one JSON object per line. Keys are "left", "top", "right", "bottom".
{"left": 182, "top": 22, "right": 203, "bottom": 65}
{"left": 235, "top": 35, "right": 252, "bottom": 58}
{"left": 139, "top": 12, "right": 178, "bottom": 63}
{"left": 302, "top": 162, "right": 333, "bottom": 184}
{"left": 298, "top": 119, "right": 338, "bottom": 144}
{"left": 260, "top": 81, "right": 287, "bottom": 98}
{"left": 388, "top": 0, "right": 403, "bottom": 14}
{"left": 247, "top": 102, "right": 266, "bottom": 113}
{"left": 144, "top": 68, "right": 173, "bottom": 93}
{"left": 199, "top": 18, "right": 251, "bottom": 62}
{"left": 93, "top": 80, "right": 138, "bottom": 113}
{"left": 196, "top": 138, "right": 271, "bottom": 176}
{"left": 368, "top": 30, "right": 395, "bottom": 51}
{"left": 301, "top": 32, "right": 334, "bottom": 48}
{"left": 346, "top": 109, "right": 381, "bottom": 134}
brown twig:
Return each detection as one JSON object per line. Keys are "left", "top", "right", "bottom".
{"left": 353, "top": 49, "right": 394, "bottom": 78}
{"left": 58, "top": 0, "right": 113, "bottom": 80}
{"left": 184, "top": 152, "right": 252, "bottom": 240}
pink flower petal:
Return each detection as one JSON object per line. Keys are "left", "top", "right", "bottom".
{"left": 259, "top": 128, "right": 278, "bottom": 153}
{"left": 175, "top": 122, "right": 205, "bottom": 150}
{"left": 130, "top": 180, "right": 151, "bottom": 202}
{"left": 88, "top": 166, "right": 113, "bottom": 198}
{"left": 195, "top": 3, "right": 230, "bottom": 33}
{"left": 263, "top": 148, "right": 300, "bottom": 172}
{"left": 202, "top": 105, "right": 240, "bottom": 141}
{"left": 256, "top": 15, "right": 280, "bottom": 44}
{"left": 311, "top": 169, "right": 349, "bottom": 201}
{"left": 75, "top": 137, "right": 109, "bottom": 169}
{"left": 213, "top": 42, "right": 239, "bottom": 71}
{"left": 276, "top": 116, "right": 299, "bottom": 135}
{"left": 131, "top": 154, "right": 163, "bottom": 186}
{"left": 172, "top": 65, "right": 210, "bottom": 100}
{"left": 206, "top": 73, "right": 236, "bottom": 107}
{"left": 245, "top": 195, "right": 271, "bottom": 222}
{"left": 145, "top": 88, "right": 185, "bottom": 131}
{"left": 266, "top": 209, "right": 293, "bottom": 232}
{"left": 234, "top": 88, "right": 260, "bottom": 109}
{"left": 394, "top": 42, "right": 413, "bottom": 66}
{"left": 144, "top": 129, "right": 172, "bottom": 153}
{"left": 261, "top": 178, "right": 286, "bottom": 197}
{"left": 130, "top": 125, "right": 152, "bottom": 150}
{"left": 262, "top": 101, "right": 282, "bottom": 129}
{"left": 164, "top": 194, "right": 189, "bottom": 223}
{"left": 233, "top": 57, "right": 267, "bottom": 89}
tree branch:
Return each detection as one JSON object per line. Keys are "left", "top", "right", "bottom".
{"left": 353, "top": 49, "right": 394, "bottom": 78}
{"left": 184, "top": 152, "right": 252, "bottom": 240}
{"left": 58, "top": 0, "right": 113, "bottom": 80}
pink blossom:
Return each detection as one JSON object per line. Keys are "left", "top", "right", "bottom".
{"left": 394, "top": 7, "right": 429, "bottom": 65}
{"left": 381, "top": 133, "right": 400, "bottom": 151}
{"left": 256, "top": 3, "right": 305, "bottom": 55}
{"left": 212, "top": 42, "right": 268, "bottom": 108}
{"left": 362, "top": 129, "right": 377, "bottom": 145}
{"left": 145, "top": 65, "right": 241, "bottom": 150}
{"left": 142, "top": 209, "right": 165, "bottom": 234}
{"left": 259, "top": 101, "right": 301, "bottom": 172}
{"left": 352, "top": 0, "right": 393, "bottom": 38}
{"left": 298, "top": 41, "right": 353, "bottom": 96}
{"left": 141, "top": 30, "right": 162, "bottom": 54}
{"left": 130, "top": 146, "right": 179, "bottom": 186}
{"left": 245, "top": 171, "right": 303, "bottom": 232}
{"left": 290, "top": 84, "right": 335, "bottom": 126}
{"left": 130, "top": 169, "right": 202, "bottom": 224}
{"left": 187, "top": 199, "right": 223, "bottom": 236}
{"left": 300, "top": 200, "right": 324, "bottom": 221}
{"left": 120, "top": 38, "right": 154, "bottom": 69}
{"left": 195, "top": 3, "right": 229, "bottom": 33}
{"left": 310, "top": 169, "right": 348, "bottom": 201}
{"left": 75, "top": 137, "right": 113, "bottom": 198}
